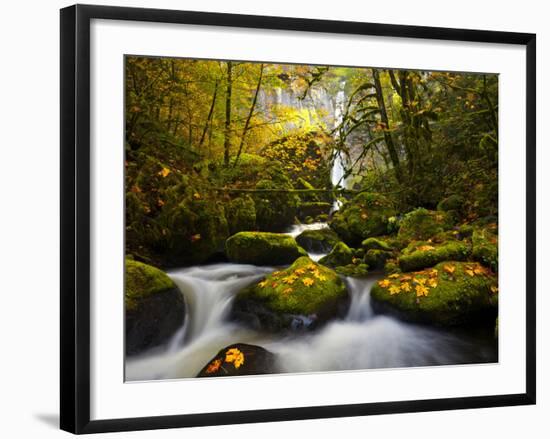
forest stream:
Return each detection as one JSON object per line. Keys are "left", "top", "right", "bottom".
{"left": 126, "top": 155, "right": 497, "bottom": 381}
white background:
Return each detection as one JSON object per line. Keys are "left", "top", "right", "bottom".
{"left": 0, "top": 0, "right": 547, "bottom": 438}
{"left": 91, "top": 18, "right": 527, "bottom": 420}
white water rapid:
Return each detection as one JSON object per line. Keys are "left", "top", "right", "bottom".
{"left": 126, "top": 263, "right": 496, "bottom": 381}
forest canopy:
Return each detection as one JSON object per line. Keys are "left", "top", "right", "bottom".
{"left": 125, "top": 56, "right": 498, "bottom": 268}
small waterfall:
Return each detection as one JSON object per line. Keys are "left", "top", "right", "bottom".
{"left": 331, "top": 81, "right": 348, "bottom": 212}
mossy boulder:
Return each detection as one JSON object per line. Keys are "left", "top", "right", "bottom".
{"left": 225, "top": 195, "right": 256, "bottom": 235}
{"left": 125, "top": 259, "right": 185, "bottom": 355}
{"left": 296, "top": 177, "right": 320, "bottom": 202}
{"left": 319, "top": 242, "right": 354, "bottom": 268}
{"left": 296, "top": 228, "right": 341, "bottom": 253}
{"left": 398, "top": 208, "right": 454, "bottom": 241}
{"left": 364, "top": 249, "right": 394, "bottom": 271}
{"left": 437, "top": 194, "right": 465, "bottom": 212}
{"left": 298, "top": 201, "right": 331, "bottom": 220}
{"left": 362, "top": 237, "right": 392, "bottom": 252}
{"left": 253, "top": 167, "right": 300, "bottom": 232}
{"left": 334, "top": 263, "right": 369, "bottom": 277}
{"left": 225, "top": 232, "right": 307, "bottom": 266}
{"left": 232, "top": 257, "right": 349, "bottom": 331}
{"left": 472, "top": 225, "right": 498, "bottom": 272}
{"left": 371, "top": 261, "right": 498, "bottom": 326}
{"left": 197, "top": 343, "right": 277, "bottom": 377}
{"left": 329, "top": 192, "right": 397, "bottom": 246}
{"left": 398, "top": 240, "right": 471, "bottom": 272}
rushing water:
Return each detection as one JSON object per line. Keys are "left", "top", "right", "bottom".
{"left": 125, "top": 261, "right": 497, "bottom": 381}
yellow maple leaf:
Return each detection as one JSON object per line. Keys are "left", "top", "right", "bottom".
{"left": 401, "top": 282, "right": 412, "bottom": 292}
{"left": 158, "top": 167, "right": 171, "bottom": 178}
{"left": 313, "top": 272, "right": 327, "bottom": 281}
{"left": 389, "top": 284, "right": 401, "bottom": 295}
{"left": 272, "top": 271, "right": 282, "bottom": 277}
{"left": 444, "top": 264, "right": 455, "bottom": 274}
{"left": 417, "top": 245, "right": 436, "bottom": 252}
{"left": 429, "top": 269, "right": 438, "bottom": 277}
{"left": 400, "top": 275, "right": 412, "bottom": 282}
{"left": 282, "top": 275, "right": 297, "bottom": 285}
{"left": 465, "top": 268, "right": 475, "bottom": 277}
{"left": 389, "top": 273, "right": 400, "bottom": 279}
{"left": 490, "top": 285, "right": 499, "bottom": 294}
{"left": 474, "top": 265, "right": 486, "bottom": 276}
{"left": 416, "top": 284, "right": 429, "bottom": 297}
{"left": 379, "top": 279, "right": 391, "bottom": 288}
{"left": 193, "top": 192, "right": 201, "bottom": 200}
{"left": 306, "top": 263, "right": 317, "bottom": 271}
{"left": 428, "top": 278, "right": 438, "bottom": 288}
{"left": 258, "top": 280, "right": 268, "bottom": 288}
{"left": 294, "top": 268, "right": 306, "bottom": 276}
{"left": 302, "top": 277, "right": 315, "bottom": 287}
{"left": 225, "top": 348, "right": 245, "bottom": 369}
{"left": 205, "top": 358, "right": 222, "bottom": 374}
{"left": 415, "top": 277, "right": 427, "bottom": 285}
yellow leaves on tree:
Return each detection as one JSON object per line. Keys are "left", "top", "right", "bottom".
{"left": 158, "top": 167, "right": 171, "bottom": 178}
{"left": 225, "top": 348, "right": 245, "bottom": 369}
{"left": 205, "top": 358, "right": 222, "bottom": 374}
{"left": 302, "top": 277, "right": 315, "bottom": 287}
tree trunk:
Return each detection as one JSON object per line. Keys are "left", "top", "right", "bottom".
{"left": 233, "top": 64, "right": 264, "bottom": 167}
{"left": 372, "top": 69, "right": 402, "bottom": 183}
{"left": 223, "top": 61, "right": 233, "bottom": 166}
{"left": 198, "top": 80, "right": 219, "bottom": 150}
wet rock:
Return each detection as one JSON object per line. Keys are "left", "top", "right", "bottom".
{"left": 296, "top": 228, "right": 341, "bottom": 253}
{"left": 225, "top": 231, "right": 307, "bottom": 266}
{"left": 371, "top": 261, "right": 498, "bottom": 326}
{"left": 232, "top": 256, "right": 349, "bottom": 332}
{"left": 125, "top": 259, "right": 185, "bottom": 355}
{"left": 197, "top": 343, "right": 277, "bottom": 377}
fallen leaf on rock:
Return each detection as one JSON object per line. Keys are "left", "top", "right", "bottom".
{"left": 225, "top": 348, "right": 245, "bottom": 369}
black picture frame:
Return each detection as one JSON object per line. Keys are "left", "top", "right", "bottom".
{"left": 60, "top": 4, "right": 536, "bottom": 434}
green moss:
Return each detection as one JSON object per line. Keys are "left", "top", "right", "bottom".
{"left": 398, "top": 208, "right": 454, "bottom": 241}
{"left": 335, "top": 263, "right": 369, "bottom": 277}
{"left": 329, "top": 192, "right": 397, "bottom": 246}
{"left": 371, "top": 261, "right": 498, "bottom": 326}
{"left": 296, "top": 177, "right": 320, "bottom": 202}
{"left": 398, "top": 240, "right": 471, "bottom": 272}
{"left": 364, "top": 249, "right": 393, "bottom": 270}
{"left": 125, "top": 258, "right": 175, "bottom": 310}
{"left": 362, "top": 237, "right": 392, "bottom": 252}
{"left": 225, "top": 232, "right": 307, "bottom": 266}
{"left": 298, "top": 201, "right": 332, "bottom": 220}
{"left": 319, "top": 242, "right": 354, "bottom": 268}
{"left": 296, "top": 228, "right": 341, "bottom": 253}
{"left": 225, "top": 195, "right": 256, "bottom": 235}
{"left": 236, "top": 256, "right": 348, "bottom": 316}
{"left": 384, "top": 260, "right": 401, "bottom": 275}
{"left": 437, "top": 194, "right": 464, "bottom": 212}
{"left": 472, "top": 225, "right": 498, "bottom": 272}
{"left": 253, "top": 175, "right": 299, "bottom": 232}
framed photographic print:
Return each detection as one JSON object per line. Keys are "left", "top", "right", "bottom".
{"left": 60, "top": 4, "right": 536, "bottom": 434}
